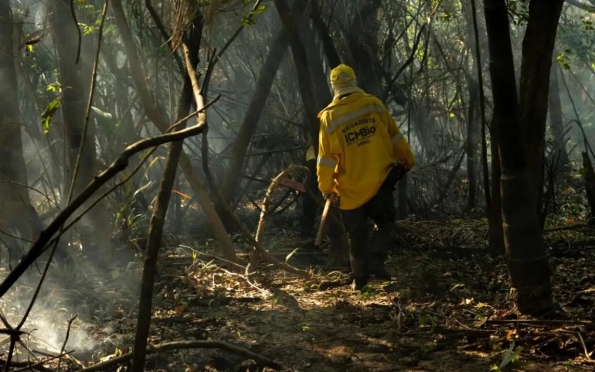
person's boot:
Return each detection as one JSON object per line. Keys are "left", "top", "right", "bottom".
{"left": 369, "top": 254, "right": 391, "bottom": 281}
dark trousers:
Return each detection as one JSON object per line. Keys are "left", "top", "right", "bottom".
{"left": 340, "top": 176, "right": 396, "bottom": 279}
{"left": 300, "top": 159, "right": 319, "bottom": 238}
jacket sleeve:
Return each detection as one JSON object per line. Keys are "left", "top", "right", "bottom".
{"left": 316, "top": 118, "right": 338, "bottom": 195}
{"left": 379, "top": 104, "right": 415, "bottom": 170}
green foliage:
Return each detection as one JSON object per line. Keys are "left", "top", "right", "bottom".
{"left": 582, "top": 16, "right": 595, "bottom": 31}
{"left": 491, "top": 342, "right": 523, "bottom": 371}
{"left": 557, "top": 50, "right": 572, "bottom": 70}
{"left": 46, "top": 82, "right": 62, "bottom": 93}
{"left": 506, "top": 0, "right": 529, "bottom": 26}
{"left": 40, "top": 96, "right": 61, "bottom": 135}
{"left": 241, "top": 4, "right": 267, "bottom": 26}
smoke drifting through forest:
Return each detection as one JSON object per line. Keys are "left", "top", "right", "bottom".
{"left": 0, "top": 0, "right": 593, "bottom": 370}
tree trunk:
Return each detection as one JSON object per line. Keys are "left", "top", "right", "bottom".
{"left": 483, "top": 0, "right": 552, "bottom": 314}
{"left": 309, "top": 0, "right": 341, "bottom": 67}
{"left": 51, "top": 0, "right": 111, "bottom": 254}
{"left": 294, "top": 1, "right": 349, "bottom": 266}
{"left": 488, "top": 123, "right": 504, "bottom": 256}
{"left": 0, "top": 2, "right": 37, "bottom": 246}
{"left": 218, "top": 28, "right": 291, "bottom": 215}
{"left": 111, "top": 0, "right": 238, "bottom": 263}
{"left": 345, "top": 0, "right": 383, "bottom": 97}
{"left": 519, "top": 0, "right": 565, "bottom": 207}
{"left": 583, "top": 152, "right": 595, "bottom": 226}
{"left": 274, "top": 0, "right": 319, "bottom": 146}
{"left": 466, "top": 78, "right": 478, "bottom": 210}
{"left": 132, "top": 10, "right": 203, "bottom": 362}
{"left": 462, "top": 0, "right": 480, "bottom": 211}
{"left": 547, "top": 61, "right": 570, "bottom": 168}
{"left": 51, "top": 0, "right": 97, "bottom": 193}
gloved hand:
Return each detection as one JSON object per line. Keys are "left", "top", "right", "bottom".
{"left": 323, "top": 192, "right": 337, "bottom": 201}
{"left": 384, "top": 162, "right": 409, "bottom": 189}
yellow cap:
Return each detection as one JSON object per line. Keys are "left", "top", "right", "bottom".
{"left": 330, "top": 64, "right": 356, "bottom": 85}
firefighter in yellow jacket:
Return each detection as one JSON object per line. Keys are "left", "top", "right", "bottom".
{"left": 317, "top": 64, "right": 415, "bottom": 290}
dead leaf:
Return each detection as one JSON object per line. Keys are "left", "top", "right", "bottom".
{"left": 175, "top": 304, "right": 187, "bottom": 314}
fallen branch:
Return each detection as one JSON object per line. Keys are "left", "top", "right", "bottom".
{"left": 551, "top": 239, "right": 595, "bottom": 247}
{"left": 486, "top": 319, "right": 595, "bottom": 329}
{"left": 544, "top": 223, "right": 588, "bottom": 232}
{"left": 249, "top": 165, "right": 315, "bottom": 278}
{"left": 0, "top": 350, "right": 72, "bottom": 371}
{"left": 80, "top": 340, "right": 281, "bottom": 371}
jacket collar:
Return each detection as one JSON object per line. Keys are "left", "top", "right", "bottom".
{"left": 317, "top": 90, "right": 369, "bottom": 118}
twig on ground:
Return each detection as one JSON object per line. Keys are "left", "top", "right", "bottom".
{"left": 9, "top": 350, "right": 74, "bottom": 372}
{"left": 486, "top": 319, "right": 595, "bottom": 328}
{"left": 544, "top": 223, "right": 588, "bottom": 232}
{"left": 80, "top": 340, "right": 282, "bottom": 371}
{"left": 577, "top": 332, "right": 592, "bottom": 360}
{"left": 217, "top": 266, "right": 270, "bottom": 297}
{"left": 57, "top": 315, "right": 77, "bottom": 370}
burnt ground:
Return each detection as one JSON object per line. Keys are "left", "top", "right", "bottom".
{"left": 2, "top": 218, "right": 595, "bottom": 371}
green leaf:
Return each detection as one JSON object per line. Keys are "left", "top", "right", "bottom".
{"left": 41, "top": 97, "right": 61, "bottom": 134}
{"left": 250, "top": 5, "right": 267, "bottom": 15}
{"left": 241, "top": 16, "right": 256, "bottom": 26}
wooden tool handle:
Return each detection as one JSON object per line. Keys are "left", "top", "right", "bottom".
{"left": 315, "top": 197, "right": 333, "bottom": 246}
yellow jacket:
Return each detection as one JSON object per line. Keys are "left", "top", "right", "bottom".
{"left": 316, "top": 92, "right": 415, "bottom": 210}
{"left": 305, "top": 139, "right": 316, "bottom": 162}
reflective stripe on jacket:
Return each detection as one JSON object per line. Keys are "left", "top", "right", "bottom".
{"left": 316, "top": 92, "right": 415, "bottom": 210}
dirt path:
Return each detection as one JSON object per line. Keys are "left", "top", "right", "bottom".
{"left": 3, "top": 221, "right": 595, "bottom": 372}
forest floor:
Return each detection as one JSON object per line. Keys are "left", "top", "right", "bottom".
{"left": 2, "top": 218, "right": 595, "bottom": 371}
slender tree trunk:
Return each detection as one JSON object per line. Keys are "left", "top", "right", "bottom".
{"left": 548, "top": 60, "right": 570, "bottom": 168}
{"left": 346, "top": 0, "right": 383, "bottom": 97}
{"left": 466, "top": 79, "right": 478, "bottom": 210}
{"left": 274, "top": 0, "right": 318, "bottom": 145}
{"left": 51, "top": 0, "right": 97, "bottom": 193}
{"left": 51, "top": 0, "right": 112, "bottom": 255}
{"left": 483, "top": 0, "right": 552, "bottom": 314}
{"left": 132, "top": 10, "right": 203, "bottom": 370}
{"left": 462, "top": 0, "right": 480, "bottom": 210}
{"left": 218, "top": 28, "right": 291, "bottom": 214}
{"left": 519, "top": 0, "right": 565, "bottom": 208}
{"left": 488, "top": 124, "right": 504, "bottom": 256}
{"left": 583, "top": 152, "right": 595, "bottom": 225}
{"left": 309, "top": 0, "right": 341, "bottom": 67}
{"left": 293, "top": 1, "right": 349, "bottom": 266}
{"left": 0, "top": 2, "right": 37, "bottom": 246}
{"left": 112, "top": 0, "right": 238, "bottom": 263}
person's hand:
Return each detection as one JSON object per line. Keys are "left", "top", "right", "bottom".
{"left": 323, "top": 192, "right": 336, "bottom": 201}
{"left": 385, "top": 162, "right": 410, "bottom": 189}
